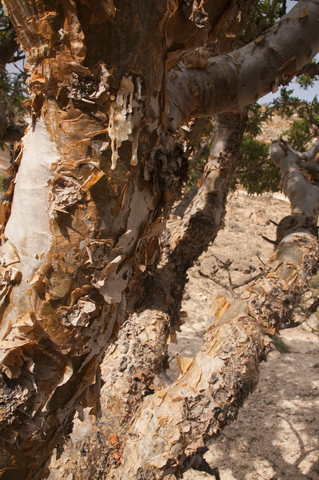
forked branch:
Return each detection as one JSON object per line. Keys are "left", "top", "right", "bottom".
{"left": 107, "top": 138, "right": 319, "bottom": 479}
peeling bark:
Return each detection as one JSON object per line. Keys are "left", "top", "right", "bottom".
{"left": 47, "top": 109, "right": 247, "bottom": 479}
{"left": 105, "top": 142, "right": 319, "bottom": 480}
{"left": 168, "top": 0, "right": 319, "bottom": 129}
{"left": 50, "top": 136, "right": 319, "bottom": 480}
{"left": 0, "top": 1, "right": 244, "bottom": 477}
{"left": 0, "top": 0, "right": 319, "bottom": 478}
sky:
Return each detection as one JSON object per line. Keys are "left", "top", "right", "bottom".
{"left": 258, "top": 0, "right": 319, "bottom": 104}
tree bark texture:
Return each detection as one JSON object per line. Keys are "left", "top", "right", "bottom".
{"left": 103, "top": 139, "right": 319, "bottom": 479}
{"left": 90, "top": 140, "right": 319, "bottom": 479}
{"left": 168, "top": 0, "right": 319, "bottom": 129}
{"left": 47, "top": 108, "right": 248, "bottom": 479}
{"left": 0, "top": 1, "right": 252, "bottom": 477}
{"left": 49, "top": 139, "right": 319, "bottom": 479}
{"left": 0, "top": 0, "right": 319, "bottom": 478}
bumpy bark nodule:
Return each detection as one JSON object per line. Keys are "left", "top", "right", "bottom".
{"left": 0, "top": 0, "right": 319, "bottom": 478}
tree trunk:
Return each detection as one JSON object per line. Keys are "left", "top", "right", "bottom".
{"left": 50, "top": 139, "right": 319, "bottom": 480}
{"left": 47, "top": 108, "right": 248, "bottom": 479}
{"left": 87, "top": 140, "right": 319, "bottom": 480}
{"left": 114, "top": 138, "right": 319, "bottom": 479}
{"left": 0, "top": 0, "right": 319, "bottom": 478}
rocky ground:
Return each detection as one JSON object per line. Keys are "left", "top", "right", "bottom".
{"left": 167, "top": 191, "right": 319, "bottom": 480}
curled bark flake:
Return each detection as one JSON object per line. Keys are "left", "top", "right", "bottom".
{"left": 91, "top": 253, "right": 128, "bottom": 304}
{"left": 0, "top": 266, "right": 21, "bottom": 307}
{"left": 85, "top": 240, "right": 114, "bottom": 270}
{"left": 0, "top": 201, "right": 12, "bottom": 236}
{"left": 60, "top": 297, "right": 98, "bottom": 328}
{"left": 50, "top": 174, "right": 86, "bottom": 215}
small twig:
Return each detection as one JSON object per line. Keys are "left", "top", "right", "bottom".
{"left": 199, "top": 269, "right": 264, "bottom": 296}
{"left": 256, "top": 253, "right": 265, "bottom": 266}
{"left": 168, "top": 348, "right": 185, "bottom": 364}
{"left": 212, "top": 254, "right": 233, "bottom": 269}
{"left": 199, "top": 270, "right": 237, "bottom": 297}
{"left": 260, "top": 233, "right": 278, "bottom": 245}
{"left": 270, "top": 219, "right": 278, "bottom": 226}
{"left": 8, "top": 63, "right": 25, "bottom": 75}
{"left": 236, "top": 157, "right": 270, "bottom": 175}
{"left": 10, "top": 53, "right": 25, "bottom": 64}
{"left": 227, "top": 268, "right": 233, "bottom": 289}
{"left": 211, "top": 255, "right": 236, "bottom": 294}
{"left": 236, "top": 271, "right": 264, "bottom": 288}
{"left": 307, "top": 297, "right": 319, "bottom": 314}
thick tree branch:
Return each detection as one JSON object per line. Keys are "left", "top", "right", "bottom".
{"left": 168, "top": 0, "right": 319, "bottom": 129}
{"left": 114, "top": 231, "right": 319, "bottom": 479}
{"left": 1, "top": 0, "right": 319, "bottom": 477}
{"left": 270, "top": 138, "right": 319, "bottom": 223}
{"left": 47, "top": 110, "right": 247, "bottom": 479}
{"left": 285, "top": 136, "right": 319, "bottom": 161}
{"left": 110, "top": 139, "right": 319, "bottom": 479}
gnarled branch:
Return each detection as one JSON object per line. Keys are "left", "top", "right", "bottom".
{"left": 168, "top": 0, "right": 319, "bottom": 129}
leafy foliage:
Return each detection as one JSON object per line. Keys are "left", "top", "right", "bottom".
{"left": 240, "top": 0, "right": 286, "bottom": 44}
{"left": 232, "top": 136, "right": 281, "bottom": 194}
{"left": 231, "top": 103, "right": 281, "bottom": 194}
{"left": 297, "top": 74, "right": 319, "bottom": 90}
{"left": 0, "top": 69, "right": 27, "bottom": 113}
{"left": 272, "top": 87, "right": 319, "bottom": 151}
{"left": 0, "top": 5, "right": 27, "bottom": 122}
{"left": 245, "top": 102, "right": 272, "bottom": 137}
{"left": 296, "top": 60, "right": 319, "bottom": 90}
